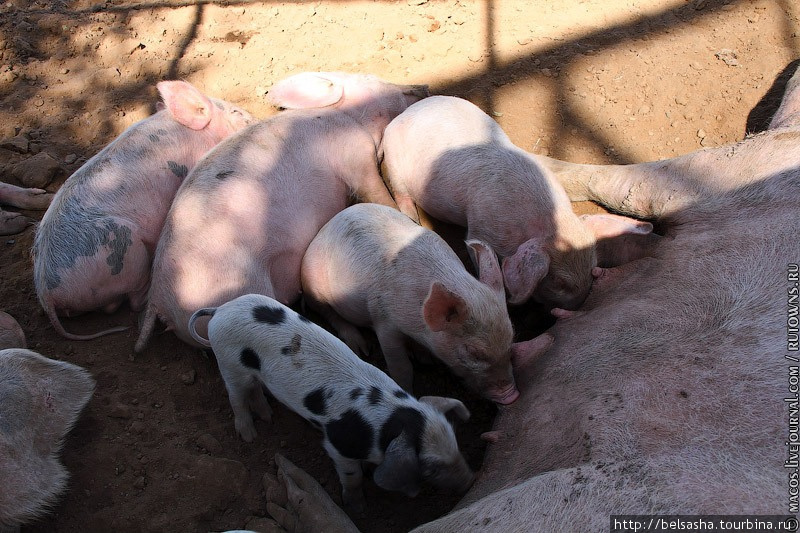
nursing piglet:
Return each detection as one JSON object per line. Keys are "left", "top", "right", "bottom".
{"left": 381, "top": 95, "right": 654, "bottom": 309}
{"left": 33, "top": 81, "right": 253, "bottom": 340}
{"left": 187, "top": 293, "right": 473, "bottom": 509}
{"left": 301, "top": 203, "right": 553, "bottom": 404}
{"left": 135, "top": 72, "right": 428, "bottom": 352}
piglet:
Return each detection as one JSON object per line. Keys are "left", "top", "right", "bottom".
{"left": 381, "top": 95, "right": 656, "bottom": 309}
{"left": 188, "top": 293, "right": 473, "bottom": 509}
{"left": 32, "top": 81, "right": 253, "bottom": 340}
{"left": 135, "top": 72, "right": 428, "bottom": 352}
{"left": 301, "top": 203, "right": 553, "bottom": 404}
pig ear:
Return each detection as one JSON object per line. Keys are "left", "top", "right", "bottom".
{"left": 157, "top": 80, "right": 213, "bottom": 131}
{"left": 580, "top": 213, "right": 659, "bottom": 268}
{"left": 422, "top": 283, "right": 469, "bottom": 333}
{"left": 465, "top": 239, "right": 505, "bottom": 296}
{"left": 419, "top": 396, "right": 471, "bottom": 423}
{"left": 373, "top": 435, "right": 421, "bottom": 496}
{"left": 267, "top": 72, "right": 345, "bottom": 109}
{"left": 502, "top": 238, "right": 550, "bottom": 305}
{"left": 1, "top": 349, "right": 95, "bottom": 444}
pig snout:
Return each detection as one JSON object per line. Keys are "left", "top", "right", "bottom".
{"left": 487, "top": 381, "right": 520, "bottom": 405}
{"left": 473, "top": 361, "right": 520, "bottom": 405}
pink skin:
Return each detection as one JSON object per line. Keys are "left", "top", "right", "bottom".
{"left": 381, "top": 95, "right": 653, "bottom": 310}
{"left": 136, "top": 73, "right": 428, "bottom": 352}
{"left": 33, "top": 80, "right": 253, "bottom": 341}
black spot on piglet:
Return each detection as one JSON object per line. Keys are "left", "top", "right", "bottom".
{"left": 326, "top": 409, "right": 374, "bottom": 460}
{"left": 240, "top": 348, "right": 261, "bottom": 371}
{"left": 253, "top": 305, "right": 286, "bottom": 325}
{"left": 380, "top": 407, "right": 425, "bottom": 453}
{"left": 350, "top": 388, "right": 364, "bottom": 400}
{"left": 368, "top": 387, "right": 383, "bottom": 405}
{"left": 215, "top": 170, "right": 234, "bottom": 180}
{"left": 304, "top": 388, "right": 328, "bottom": 416}
{"left": 167, "top": 160, "right": 188, "bottom": 178}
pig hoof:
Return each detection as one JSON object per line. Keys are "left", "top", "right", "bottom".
{"left": 0, "top": 210, "right": 32, "bottom": 236}
{"left": 236, "top": 420, "right": 258, "bottom": 442}
{"left": 267, "top": 453, "right": 360, "bottom": 533}
{"left": 13, "top": 187, "right": 54, "bottom": 210}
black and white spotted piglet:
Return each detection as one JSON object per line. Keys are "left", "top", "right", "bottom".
{"left": 188, "top": 293, "right": 474, "bottom": 507}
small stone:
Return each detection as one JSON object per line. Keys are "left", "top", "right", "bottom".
{"left": 197, "top": 433, "right": 223, "bottom": 455}
{"left": 697, "top": 129, "right": 707, "bottom": 139}
{"left": 133, "top": 476, "right": 146, "bottom": 490}
{"left": 0, "top": 135, "right": 29, "bottom": 153}
{"left": 715, "top": 49, "right": 739, "bottom": 67}
{"left": 180, "top": 369, "right": 196, "bottom": 385}
{"left": 12, "top": 151, "right": 61, "bottom": 188}
{"left": 129, "top": 420, "right": 145, "bottom": 434}
{"left": 64, "top": 153, "right": 77, "bottom": 164}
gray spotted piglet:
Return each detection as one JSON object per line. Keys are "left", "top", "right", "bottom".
{"left": 301, "top": 203, "right": 554, "bottom": 404}
{"left": 33, "top": 81, "right": 253, "bottom": 340}
{"left": 188, "top": 293, "right": 474, "bottom": 509}
{"left": 381, "top": 95, "right": 655, "bottom": 309}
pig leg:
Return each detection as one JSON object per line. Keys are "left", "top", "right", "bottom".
{"left": 310, "top": 302, "right": 371, "bottom": 357}
{"left": 265, "top": 453, "right": 360, "bottom": 533}
{"left": 769, "top": 63, "right": 800, "bottom": 129}
{"left": 394, "top": 194, "right": 421, "bottom": 224}
{"left": 0, "top": 182, "right": 53, "bottom": 210}
{"left": 374, "top": 324, "right": 414, "bottom": 392}
{"left": 217, "top": 354, "right": 259, "bottom": 441}
{"left": 380, "top": 161, "right": 420, "bottom": 222}
{"left": 353, "top": 164, "right": 398, "bottom": 210}
{"left": 323, "top": 441, "right": 366, "bottom": 511}
{"left": 0, "top": 209, "right": 32, "bottom": 235}
{"left": 248, "top": 384, "right": 273, "bottom": 424}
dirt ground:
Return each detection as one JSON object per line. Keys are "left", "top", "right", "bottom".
{"left": 1, "top": 0, "right": 798, "bottom": 532}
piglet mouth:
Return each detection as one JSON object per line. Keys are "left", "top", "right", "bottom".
{"left": 487, "top": 384, "right": 520, "bottom": 405}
